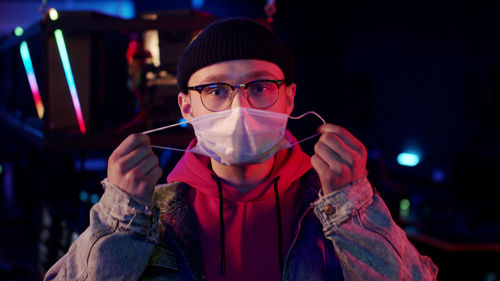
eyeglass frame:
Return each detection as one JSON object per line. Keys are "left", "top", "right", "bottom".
{"left": 187, "top": 79, "right": 285, "bottom": 112}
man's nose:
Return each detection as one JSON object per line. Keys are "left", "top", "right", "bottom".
{"left": 231, "top": 87, "right": 251, "bottom": 109}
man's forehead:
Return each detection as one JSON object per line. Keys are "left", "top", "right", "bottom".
{"left": 190, "top": 59, "right": 284, "bottom": 84}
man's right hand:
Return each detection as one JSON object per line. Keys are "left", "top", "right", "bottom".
{"left": 107, "top": 134, "right": 163, "bottom": 203}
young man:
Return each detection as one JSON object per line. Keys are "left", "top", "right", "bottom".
{"left": 45, "top": 18, "right": 438, "bottom": 280}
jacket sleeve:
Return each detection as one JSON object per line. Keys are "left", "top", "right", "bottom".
{"left": 44, "top": 179, "right": 159, "bottom": 281}
{"left": 313, "top": 177, "right": 438, "bottom": 281}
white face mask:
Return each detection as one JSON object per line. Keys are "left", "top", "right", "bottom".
{"left": 142, "top": 107, "right": 325, "bottom": 165}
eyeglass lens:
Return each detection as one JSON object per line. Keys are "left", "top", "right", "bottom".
{"left": 201, "top": 81, "right": 279, "bottom": 111}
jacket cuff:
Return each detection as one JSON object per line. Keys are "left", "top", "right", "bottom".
{"left": 99, "top": 178, "right": 159, "bottom": 243}
{"left": 313, "top": 176, "right": 373, "bottom": 234}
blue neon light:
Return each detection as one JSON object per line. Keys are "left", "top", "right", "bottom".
{"left": 397, "top": 152, "right": 420, "bottom": 167}
{"left": 54, "top": 29, "right": 86, "bottom": 134}
{"left": 191, "top": 0, "right": 204, "bottom": 9}
{"left": 179, "top": 118, "right": 189, "bottom": 128}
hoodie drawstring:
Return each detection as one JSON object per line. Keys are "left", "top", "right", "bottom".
{"left": 273, "top": 176, "right": 284, "bottom": 275}
{"left": 213, "top": 175, "right": 284, "bottom": 276}
{"left": 214, "top": 175, "right": 226, "bottom": 275}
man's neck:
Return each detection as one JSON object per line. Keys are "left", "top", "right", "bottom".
{"left": 210, "top": 157, "right": 275, "bottom": 194}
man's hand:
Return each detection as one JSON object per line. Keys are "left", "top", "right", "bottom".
{"left": 107, "top": 134, "right": 163, "bottom": 203}
{"left": 311, "top": 124, "right": 367, "bottom": 195}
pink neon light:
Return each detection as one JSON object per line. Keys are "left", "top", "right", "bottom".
{"left": 26, "top": 73, "right": 44, "bottom": 119}
{"left": 68, "top": 84, "right": 86, "bottom": 134}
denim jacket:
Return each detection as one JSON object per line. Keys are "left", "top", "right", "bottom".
{"left": 44, "top": 170, "right": 438, "bottom": 281}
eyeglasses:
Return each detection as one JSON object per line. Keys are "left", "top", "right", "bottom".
{"left": 187, "top": 79, "right": 285, "bottom": 112}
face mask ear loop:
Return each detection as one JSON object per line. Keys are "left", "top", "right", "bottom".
{"left": 288, "top": 111, "right": 326, "bottom": 124}
{"left": 140, "top": 120, "right": 190, "bottom": 135}
{"left": 149, "top": 145, "right": 188, "bottom": 152}
{"left": 140, "top": 120, "right": 191, "bottom": 152}
{"left": 286, "top": 111, "right": 327, "bottom": 146}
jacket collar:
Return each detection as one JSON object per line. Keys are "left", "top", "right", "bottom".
{"left": 152, "top": 182, "right": 204, "bottom": 279}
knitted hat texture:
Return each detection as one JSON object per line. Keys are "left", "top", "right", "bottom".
{"left": 176, "top": 17, "right": 294, "bottom": 93}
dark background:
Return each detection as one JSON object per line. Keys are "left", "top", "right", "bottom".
{"left": 1, "top": 0, "right": 499, "bottom": 280}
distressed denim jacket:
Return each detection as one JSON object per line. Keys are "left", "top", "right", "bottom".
{"left": 44, "top": 171, "right": 438, "bottom": 281}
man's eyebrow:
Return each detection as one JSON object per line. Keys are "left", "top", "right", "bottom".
{"left": 244, "top": 71, "right": 280, "bottom": 80}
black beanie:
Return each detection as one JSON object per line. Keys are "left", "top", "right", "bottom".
{"left": 176, "top": 17, "right": 294, "bottom": 93}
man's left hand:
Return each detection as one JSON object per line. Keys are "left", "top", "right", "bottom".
{"left": 311, "top": 124, "right": 368, "bottom": 195}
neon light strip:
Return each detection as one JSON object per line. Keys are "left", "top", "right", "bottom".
{"left": 20, "top": 41, "right": 45, "bottom": 119}
{"left": 54, "top": 29, "right": 86, "bottom": 134}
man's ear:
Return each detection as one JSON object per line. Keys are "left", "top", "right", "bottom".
{"left": 178, "top": 92, "right": 194, "bottom": 121}
{"left": 285, "top": 83, "right": 296, "bottom": 115}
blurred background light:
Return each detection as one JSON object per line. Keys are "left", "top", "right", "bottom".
{"left": 74, "top": 158, "right": 107, "bottom": 171}
{"left": 14, "top": 26, "right": 23, "bottom": 37}
{"left": 431, "top": 168, "right": 446, "bottom": 183}
{"left": 400, "top": 198, "right": 410, "bottom": 210}
{"left": 48, "top": 8, "right": 59, "bottom": 21}
{"left": 79, "top": 190, "right": 89, "bottom": 203}
{"left": 397, "top": 152, "right": 420, "bottom": 167}
{"left": 399, "top": 198, "right": 411, "bottom": 220}
{"left": 0, "top": 0, "right": 135, "bottom": 35}
{"left": 143, "top": 30, "right": 160, "bottom": 67}
{"left": 90, "top": 194, "right": 100, "bottom": 205}
{"left": 191, "top": 0, "right": 204, "bottom": 9}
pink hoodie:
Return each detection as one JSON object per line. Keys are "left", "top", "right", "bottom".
{"left": 167, "top": 131, "right": 312, "bottom": 281}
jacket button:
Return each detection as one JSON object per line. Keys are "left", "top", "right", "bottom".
{"left": 324, "top": 204, "right": 336, "bottom": 216}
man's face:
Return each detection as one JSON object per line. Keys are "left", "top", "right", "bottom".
{"left": 178, "top": 59, "right": 296, "bottom": 120}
